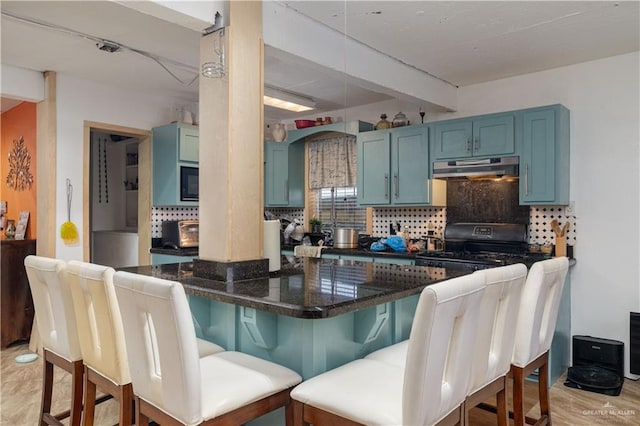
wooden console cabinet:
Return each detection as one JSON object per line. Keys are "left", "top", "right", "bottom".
{"left": 1, "top": 239, "right": 36, "bottom": 347}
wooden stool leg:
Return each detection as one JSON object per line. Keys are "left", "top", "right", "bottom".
{"left": 69, "top": 360, "right": 84, "bottom": 426}
{"left": 284, "top": 398, "right": 294, "bottom": 426}
{"left": 135, "top": 396, "right": 149, "bottom": 426}
{"left": 40, "top": 355, "right": 54, "bottom": 426}
{"left": 292, "top": 400, "right": 306, "bottom": 426}
{"left": 512, "top": 366, "right": 526, "bottom": 426}
{"left": 118, "top": 383, "right": 134, "bottom": 426}
{"left": 539, "top": 358, "right": 551, "bottom": 424}
{"left": 497, "top": 384, "right": 508, "bottom": 426}
{"left": 83, "top": 367, "right": 96, "bottom": 426}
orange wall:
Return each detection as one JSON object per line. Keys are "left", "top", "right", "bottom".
{"left": 1, "top": 101, "right": 37, "bottom": 239}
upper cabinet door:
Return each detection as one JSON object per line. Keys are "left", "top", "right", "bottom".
{"left": 178, "top": 126, "right": 199, "bottom": 162}
{"left": 357, "top": 131, "right": 391, "bottom": 205}
{"left": 433, "top": 114, "right": 514, "bottom": 159}
{"left": 264, "top": 142, "right": 290, "bottom": 206}
{"left": 433, "top": 120, "right": 473, "bottom": 159}
{"left": 472, "top": 115, "right": 515, "bottom": 157}
{"left": 520, "top": 105, "right": 570, "bottom": 205}
{"left": 391, "top": 126, "right": 430, "bottom": 205}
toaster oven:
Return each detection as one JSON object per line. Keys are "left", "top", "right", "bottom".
{"left": 161, "top": 220, "right": 199, "bottom": 248}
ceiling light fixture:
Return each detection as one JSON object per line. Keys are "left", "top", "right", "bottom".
{"left": 264, "top": 85, "right": 315, "bottom": 112}
{"left": 96, "top": 40, "right": 121, "bottom": 53}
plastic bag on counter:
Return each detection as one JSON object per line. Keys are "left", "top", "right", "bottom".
{"left": 385, "top": 235, "right": 407, "bottom": 252}
{"left": 370, "top": 241, "right": 387, "bottom": 251}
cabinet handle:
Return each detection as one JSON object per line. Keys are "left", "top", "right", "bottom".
{"left": 524, "top": 165, "right": 529, "bottom": 196}
{"left": 384, "top": 174, "right": 389, "bottom": 199}
{"left": 394, "top": 174, "right": 399, "bottom": 199}
{"left": 466, "top": 138, "right": 471, "bottom": 152}
{"left": 285, "top": 179, "right": 289, "bottom": 201}
{"left": 474, "top": 137, "right": 479, "bottom": 151}
{"left": 426, "top": 178, "right": 430, "bottom": 202}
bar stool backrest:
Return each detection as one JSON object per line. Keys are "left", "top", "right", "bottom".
{"left": 512, "top": 257, "right": 569, "bottom": 367}
{"left": 24, "top": 256, "right": 81, "bottom": 361}
{"left": 468, "top": 264, "right": 527, "bottom": 393}
{"left": 113, "top": 271, "right": 203, "bottom": 425}
{"left": 66, "top": 260, "right": 130, "bottom": 385}
{"left": 402, "top": 272, "right": 486, "bottom": 425}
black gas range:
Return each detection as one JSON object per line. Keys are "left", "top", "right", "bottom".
{"left": 415, "top": 223, "right": 544, "bottom": 270}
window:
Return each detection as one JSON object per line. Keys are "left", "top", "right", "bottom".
{"left": 315, "top": 186, "right": 366, "bottom": 232}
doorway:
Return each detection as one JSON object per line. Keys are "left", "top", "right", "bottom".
{"left": 83, "top": 121, "right": 151, "bottom": 266}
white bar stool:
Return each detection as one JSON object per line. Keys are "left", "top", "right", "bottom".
{"left": 464, "top": 264, "right": 527, "bottom": 425}
{"left": 113, "top": 271, "right": 302, "bottom": 426}
{"left": 290, "top": 272, "right": 486, "bottom": 426}
{"left": 24, "top": 256, "right": 84, "bottom": 426}
{"left": 511, "top": 257, "right": 569, "bottom": 426}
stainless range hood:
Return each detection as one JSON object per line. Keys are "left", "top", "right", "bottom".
{"left": 433, "top": 156, "right": 519, "bottom": 179}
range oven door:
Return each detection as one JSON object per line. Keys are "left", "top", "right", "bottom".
{"left": 180, "top": 166, "right": 199, "bottom": 201}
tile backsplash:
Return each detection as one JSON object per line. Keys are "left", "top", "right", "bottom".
{"left": 372, "top": 207, "right": 446, "bottom": 238}
{"left": 151, "top": 206, "right": 199, "bottom": 238}
{"left": 152, "top": 204, "right": 576, "bottom": 247}
{"left": 371, "top": 206, "right": 576, "bottom": 246}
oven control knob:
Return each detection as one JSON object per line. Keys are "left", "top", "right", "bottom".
{"left": 436, "top": 262, "right": 443, "bottom": 268}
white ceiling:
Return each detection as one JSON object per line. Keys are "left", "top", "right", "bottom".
{"left": 2, "top": 1, "right": 639, "bottom": 120}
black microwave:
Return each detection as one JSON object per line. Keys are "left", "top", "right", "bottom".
{"left": 180, "top": 166, "right": 199, "bottom": 201}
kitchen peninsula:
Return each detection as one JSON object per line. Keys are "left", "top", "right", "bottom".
{"left": 120, "top": 257, "right": 470, "bottom": 379}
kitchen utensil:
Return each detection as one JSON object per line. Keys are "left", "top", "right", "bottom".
{"left": 551, "top": 220, "right": 569, "bottom": 257}
{"left": 334, "top": 228, "right": 359, "bottom": 249}
{"left": 294, "top": 119, "right": 316, "bottom": 129}
{"left": 60, "top": 178, "right": 79, "bottom": 245}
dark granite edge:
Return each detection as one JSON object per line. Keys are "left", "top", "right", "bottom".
{"left": 181, "top": 278, "right": 430, "bottom": 319}
{"left": 193, "top": 258, "right": 269, "bottom": 281}
{"left": 150, "top": 247, "right": 199, "bottom": 256}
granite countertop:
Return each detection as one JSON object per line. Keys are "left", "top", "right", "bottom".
{"left": 118, "top": 257, "right": 472, "bottom": 319}
{"left": 282, "top": 243, "right": 424, "bottom": 260}
{"left": 151, "top": 243, "right": 429, "bottom": 260}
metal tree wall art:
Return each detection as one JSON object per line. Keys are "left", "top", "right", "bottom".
{"left": 6, "top": 136, "right": 34, "bottom": 191}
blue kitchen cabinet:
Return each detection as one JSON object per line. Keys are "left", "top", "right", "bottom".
{"left": 358, "top": 126, "right": 445, "bottom": 206}
{"left": 151, "top": 253, "right": 197, "bottom": 265}
{"left": 152, "top": 123, "right": 198, "bottom": 206}
{"left": 357, "top": 130, "right": 391, "bottom": 205}
{"left": 264, "top": 141, "right": 304, "bottom": 207}
{"left": 373, "top": 256, "right": 414, "bottom": 266}
{"left": 519, "top": 105, "right": 570, "bottom": 205}
{"left": 433, "top": 113, "right": 515, "bottom": 159}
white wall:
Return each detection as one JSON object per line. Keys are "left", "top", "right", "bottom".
{"left": 0, "top": 64, "right": 44, "bottom": 102}
{"left": 433, "top": 52, "right": 640, "bottom": 377}
{"left": 55, "top": 73, "right": 192, "bottom": 260}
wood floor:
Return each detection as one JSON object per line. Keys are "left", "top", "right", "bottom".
{"left": 1, "top": 343, "right": 639, "bottom": 425}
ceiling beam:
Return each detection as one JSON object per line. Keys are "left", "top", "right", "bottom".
{"left": 262, "top": 2, "right": 458, "bottom": 112}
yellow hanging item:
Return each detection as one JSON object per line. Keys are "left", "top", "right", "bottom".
{"left": 60, "top": 178, "right": 79, "bottom": 245}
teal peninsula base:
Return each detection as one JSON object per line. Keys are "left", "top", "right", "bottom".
{"left": 188, "top": 294, "right": 420, "bottom": 380}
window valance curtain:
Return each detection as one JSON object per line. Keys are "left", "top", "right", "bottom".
{"left": 308, "top": 135, "right": 357, "bottom": 189}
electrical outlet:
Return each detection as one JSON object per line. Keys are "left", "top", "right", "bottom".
{"left": 566, "top": 201, "right": 576, "bottom": 215}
